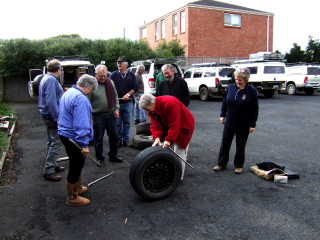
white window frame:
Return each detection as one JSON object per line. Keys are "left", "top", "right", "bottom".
{"left": 224, "top": 13, "right": 241, "bottom": 27}
{"left": 141, "top": 28, "right": 147, "bottom": 39}
{"left": 155, "top": 22, "right": 159, "bottom": 40}
{"left": 173, "top": 14, "right": 177, "bottom": 35}
{"left": 180, "top": 11, "right": 185, "bottom": 33}
{"left": 161, "top": 20, "right": 165, "bottom": 39}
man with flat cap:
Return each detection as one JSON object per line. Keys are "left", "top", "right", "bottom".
{"left": 110, "top": 56, "right": 138, "bottom": 147}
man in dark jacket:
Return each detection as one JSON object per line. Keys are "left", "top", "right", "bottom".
{"left": 156, "top": 64, "right": 190, "bottom": 107}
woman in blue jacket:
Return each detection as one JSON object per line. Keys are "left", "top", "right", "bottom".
{"left": 58, "top": 74, "right": 98, "bottom": 205}
{"left": 213, "top": 67, "right": 259, "bottom": 174}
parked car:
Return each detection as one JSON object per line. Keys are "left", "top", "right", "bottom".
{"left": 184, "top": 66, "right": 235, "bottom": 100}
{"left": 232, "top": 52, "right": 287, "bottom": 98}
{"left": 128, "top": 58, "right": 184, "bottom": 95}
{"left": 28, "top": 55, "right": 102, "bottom": 97}
{"left": 285, "top": 63, "right": 320, "bottom": 95}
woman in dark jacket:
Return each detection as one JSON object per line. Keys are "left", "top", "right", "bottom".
{"left": 213, "top": 67, "right": 259, "bottom": 174}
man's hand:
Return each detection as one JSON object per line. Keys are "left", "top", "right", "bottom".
{"left": 162, "top": 141, "right": 170, "bottom": 148}
{"left": 114, "top": 110, "right": 119, "bottom": 119}
{"left": 123, "top": 94, "right": 129, "bottom": 101}
{"left": 249, "top": 127, "right": 255, "bottom": 133}
{"left": 81, "top": 147, "right": 89, "bottom": 157}
{"left": 152, "top": 138, "right": 161, "bottom": 147}
{"left": 220, "top": 117, "right": 225, "bottom": 124}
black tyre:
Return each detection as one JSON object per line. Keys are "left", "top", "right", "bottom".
{"left": 199, "top": 86, "right": 209, "bottom": 101}
{"left": 263, "top": 90, "right": 274, "bottom": 98}
{"left": 28, "top": 74, "right": 44, "bottom": 97}
{"left": 129, "top": 146, "right": 182, "bottom": 201}
{"left": 287, "top": 83, "right": 296, "bottom": 95}
{"left": 132, "top": 134, "right": 154, "bottom": 150}
{"left": 136, "top": 122, "right": 151, "bottom": 135}
{"left": 304, "top": 88, "right": 314, "bottom": 95}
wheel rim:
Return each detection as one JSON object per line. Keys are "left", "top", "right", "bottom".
{"left": 143, "top": 159, "right": 176, "bottom": 193}
{"left": 200, "top": 88, "right": 208, "bottom": 100}
{"left": 288, "top": 85, "right": 295, "bottom": 94}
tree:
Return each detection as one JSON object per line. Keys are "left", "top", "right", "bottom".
{"left": 284, "top": 43, "right": 307, "bottom": 63}
{"left": 156, "top": 39, "right": 185, "bottom": 58}
{"left": 305, "top": 36, "right": 320, "bottom": 63}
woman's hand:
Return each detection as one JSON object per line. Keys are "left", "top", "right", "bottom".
{"left": 249, "top": 127, "right": 255, "bottom": 133}
{"left": 81, "top": 147, "right": 89, "bottom": 157}
{"left": 162, "top": 141, "right": 170, "bottom": 148}
{"left": 152, "top": 138, "right": 161, "bottom": 147}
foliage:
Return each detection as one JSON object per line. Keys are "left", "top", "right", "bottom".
{"left": 0, "top": 103, "right": 15, "bottom": 153}
{"left": 155, "top": 39, "right": 185, "bottom": 58}
{"left": 305, "top": 36, "right": 320, "bottom": 63}
{"left": 0, "top": 36, "right": 159, "bottom": 77}
{"left": 284, "top": 43, "right": 307, "bottom": 63}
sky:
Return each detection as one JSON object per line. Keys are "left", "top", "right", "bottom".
{"left": 0, "top": 0, "right": 319, "bottom": 54}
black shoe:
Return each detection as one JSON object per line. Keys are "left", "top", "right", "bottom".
{"left": 97, "top": 159, "right": 105, "bottom": 167}
{"left": 109, "top": 156, "right": 123, "bottom": 163}
{"left": 141, "top": 120, "right": 146, "bottom": 122}
{"left": 55, "top": 166, "right": 65, "bottom": 172}
{"left": 135, "top": 119, "right": 141, "bottom": 124}
{"left": 118, "top": 141, "right": 122, "bottom": 147}
{"left": 43, "top": 173, "right": 61, "bottom": 181}
{"left": 123, "top": 141, "right": 131, "bottom": 147}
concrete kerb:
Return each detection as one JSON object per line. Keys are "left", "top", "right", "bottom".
{"left": 0, "top": 121, "right": 16, "bottom": 176}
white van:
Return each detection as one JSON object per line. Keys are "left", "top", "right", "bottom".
{"left": 285, "top": 63, "right": 320, "bottom": 95}
{"left": 232, "top": 52, "right": 287, "bottom": 98}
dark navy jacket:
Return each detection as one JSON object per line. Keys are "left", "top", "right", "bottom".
{"left": 220, "top": 83, "right": 259, "bottom": 130}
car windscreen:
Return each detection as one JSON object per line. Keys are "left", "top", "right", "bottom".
{"left": 219, "top": 68, "right": 235, "bottom": 77}
{"left": 264, "top": 66, "right": 285, "bottom": 74}
{"left": 307, "top": 67, "right": 320, "bottom": 75}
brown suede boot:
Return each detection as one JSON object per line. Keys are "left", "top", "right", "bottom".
{"left": 78, "top": 175, "right": 88, "bottom": 196}
{"left": 66, "top": 182, "right": 90, "bottom": 206}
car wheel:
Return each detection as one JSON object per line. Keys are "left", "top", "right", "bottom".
{"left": 136, "top": 122, "right": 151, "bottom": 135}
{"left": 199, "top": 86, "right": 209, "bottom": 101}
{"left": 132, "top": 134, "right": 154, "bottom": 150}
{"left": 28, "top": 74, "right": 44, "bottom": 97}
{"left": 263, "top": 90, "right": 274, "bottom": 98}
{"left": 287, "top": 83, "right": 296, "bottom": 95}
{"left": 129, "top": 146, "right": 182, "bottom": 201}
{"left": 304, "top": 88, "right": 314, "bottom": 95}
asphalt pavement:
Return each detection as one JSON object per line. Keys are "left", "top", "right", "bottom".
{"left": 1, "top": 92, "right": 320, "bottom": 239}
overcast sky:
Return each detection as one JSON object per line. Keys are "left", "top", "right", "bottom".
{"left": 1, "top": 0, "right": 318, "bottom": 54}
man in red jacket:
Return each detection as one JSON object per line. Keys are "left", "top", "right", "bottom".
{"left": 139, "top": 94, "right": 195, "bottom": 179}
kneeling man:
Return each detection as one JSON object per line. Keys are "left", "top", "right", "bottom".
{"left": 139, "top": 94, "right": 195, "bottom": 179}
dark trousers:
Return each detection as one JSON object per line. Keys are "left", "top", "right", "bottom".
{"left": 218, "top": 126, "right": 250, "bottom": 168}
{"left": 59, "top": 135, "right": 86, "bottom": 184}
{"left": 92, "top": 113, "right": 119, "bottom": 160}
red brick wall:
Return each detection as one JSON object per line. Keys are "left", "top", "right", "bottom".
{"left": 140, "top": 6, "right": 273, "bottom": 58}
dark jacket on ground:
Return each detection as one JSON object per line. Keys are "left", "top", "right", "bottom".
{"left": 156, "top": 74, "right": 190, "bottom": 107}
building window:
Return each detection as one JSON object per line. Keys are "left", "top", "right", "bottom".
{"left": 224, "top": 13, "right": 241, "bottom": 27}
{"left": 161, "top": 20, "right": 165, "bottom": 39}
{"left": 173, "top": 14, "right": 177, "bottom": 35}
{"left": 155, "top": 22, "right": 159, "bottom": 40}
{"left": 180, "top": 11, "right": 185, "bottom": 33}
{"left": 141, "top": 28, "right": 147, "bottom": 39}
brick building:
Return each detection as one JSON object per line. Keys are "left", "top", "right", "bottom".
{"left": 139, "top": 0, "right": 274, "bottom": 64}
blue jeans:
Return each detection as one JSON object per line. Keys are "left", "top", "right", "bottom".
{"left": 134, "top": 93, "right": 146, "bottom": 121}
{"left": 117, "top": 101, "right": 133, "bottom": 142}
{"left": 92, "top": 113, "right": 119, "bottom": 160}
{"left": 42, "top": 117, "right": 61, "bottom": 174}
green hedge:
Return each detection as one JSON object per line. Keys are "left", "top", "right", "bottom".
{"left": 0, "top": 35, "right": 184, "bottom": 78}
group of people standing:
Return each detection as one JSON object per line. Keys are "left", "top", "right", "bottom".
{"left": 38, "top": 56, "right": 258, "bottom": 206}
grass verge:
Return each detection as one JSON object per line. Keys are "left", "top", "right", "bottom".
{"left": 0, "top": 102, "right": 16, "bottom": 153}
